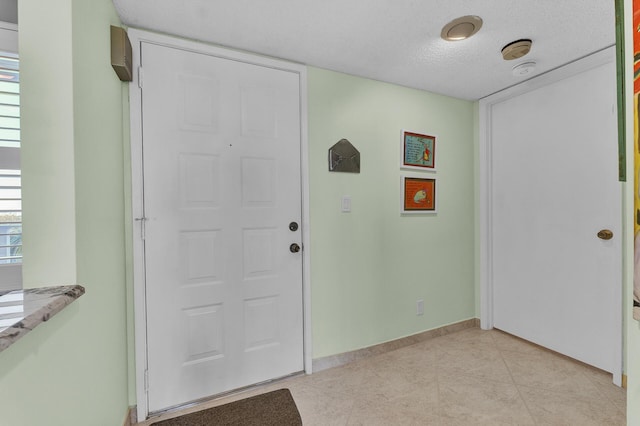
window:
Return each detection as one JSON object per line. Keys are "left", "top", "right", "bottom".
{"left": 0, "top": 22, "right": 19, "bottom": 291}
{"left": 0, "top": 53, "right": 20, "bottom": 266}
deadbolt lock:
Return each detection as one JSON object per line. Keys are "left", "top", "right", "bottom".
{"left": 289, "top": 222, "right": 299, "bottom": 232}
{"left": 597, "top": 229, "right": 613, "bottom": 240}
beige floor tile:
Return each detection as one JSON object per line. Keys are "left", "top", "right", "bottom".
{"left": 356, "top": 364, "right": 440, "bottom": 406}
{"left": 582, "top": 367, "right": 627, "bottom": 406}
{"left": 347, "top": 390, "right": 440, "bottom": 426}
{"left": 356, "top": 366, "right": 433, "bottom": 403}
{"left": 438, "top": 373, "right": 535, "bottom": 425}
{"left": 135, "top": 327, "right": 627, "bottom": 426}
{"left": 490, "top": 329, "right": 550, "bottom": 355}
{"left": 433, "top": 328, "right": 514, "bottom": 384}
{"left": 436, "top": 344, "right": 514, "bottom": 384}
{"left": 287, "top": 382, "right": 355, "bottom": 426}
{"left": 518, "top": 385, "right": 626, "bottom": 426}
{"left": 500, "top": 348, "right": 606, "bottom": 400}
{"left": 304, "top": 360, "right": 372, "bottom": 397}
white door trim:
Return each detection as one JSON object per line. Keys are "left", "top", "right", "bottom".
{"left": 127, "top": 28, "right": 312, "bottom": 420}
{"left": 479, "top": 46, "right": 622, "bottom": 384}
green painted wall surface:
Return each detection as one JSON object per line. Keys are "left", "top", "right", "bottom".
{"left": 19, "top": 0, "right": 76, "bottom": 286}
{"left": 308, "top": 68, "right": 475, "bottom": 358}
{"left": 71, "top": 0, "right": 129, "bottom": 421}
{"left": 0, "top": 0, "right": 130, "bottom": 424}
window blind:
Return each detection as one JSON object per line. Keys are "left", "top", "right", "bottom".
{"left": 0, "top": 53, "right": 20, "bottom": 265}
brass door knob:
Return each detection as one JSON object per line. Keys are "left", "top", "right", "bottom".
{"left": 597, "top": 229, "right": 613, "bottom": 240}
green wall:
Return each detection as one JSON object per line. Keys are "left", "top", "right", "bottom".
{"left": 20, "top": 0, "right": 76, "bottom": 285}
{"left": 1, "top": 6, "right": 629, "bottom": 423}
{"left": 308, "top": 68, "right": 475, "bottom": 358}
{"left": 0, "top": 0, "right": 130, "bottom": 424}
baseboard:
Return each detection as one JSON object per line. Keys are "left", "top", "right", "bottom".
{"left": 622, "top": 374, "right": 627, "bottom": 389}
{"left": 123, "top": 406, "right": 137, "bottom": 426}
{"left": 312, "top": 318, "right": 479, "bottom": 372}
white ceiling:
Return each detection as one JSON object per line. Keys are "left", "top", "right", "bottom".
{"left": 112, "top": 0, "right": 616, "bottom": 101}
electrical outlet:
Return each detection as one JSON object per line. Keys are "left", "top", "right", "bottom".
{"left": 416, "top": 299, "right": 424, "bottom": 316}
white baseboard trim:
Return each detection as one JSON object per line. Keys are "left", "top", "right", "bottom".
{"left": 312, "top": 318, "right": 479, "bottom": 372}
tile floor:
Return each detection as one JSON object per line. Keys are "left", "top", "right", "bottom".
{"left": 138, "top": 327, "right": 627, "bottom": 425}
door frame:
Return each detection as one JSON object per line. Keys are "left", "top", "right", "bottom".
{"left": 478, "top": 46, "right": 622, "bottom": 384}
{"left": 127, "top": 28, "right": 312, "bottom": 419}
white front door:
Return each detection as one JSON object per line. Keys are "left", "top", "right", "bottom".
{"left": 139, "top": 41, "right": 304, "bottom": 412}
{"left": 481, "top": 48, "right": 621, "bottom": 378}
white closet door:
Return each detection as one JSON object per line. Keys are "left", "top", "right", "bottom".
{"left": 489, "top": 54, "right": 621, "bottom": 375}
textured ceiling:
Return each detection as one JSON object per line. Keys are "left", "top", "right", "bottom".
{"left": 112, "top": 0, "right": 616, "bottom": 100}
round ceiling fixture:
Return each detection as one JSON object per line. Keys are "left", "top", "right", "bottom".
{"left": 512, "top": 61, "right": 537, "bottom": 77}
{"left": 502, "top": 39, "right": 533, "bottom": 60}
{"left": 441, "top": 16, "right": 483, "bottom": 41}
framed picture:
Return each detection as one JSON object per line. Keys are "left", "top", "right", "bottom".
{"left": 401, "top": 129, "right": 436, "bottom": 171}
{"left": 401, "top": 176, "right": 437, "bottom": 214}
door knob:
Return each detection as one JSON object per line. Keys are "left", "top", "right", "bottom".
{"left": 597, "top": 229, "right": 613, "bottom": 240}
{"left": 289, "top": 243, "right": 301, "bottom": 253}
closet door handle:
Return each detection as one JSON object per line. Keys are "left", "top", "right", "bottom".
{"left": 597, "top": 229, "right": 613, "bottom": 240}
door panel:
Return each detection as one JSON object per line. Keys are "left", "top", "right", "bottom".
{"left": 141, "top": 42, "right": 304, "bottom": 412}
{"left": 490, "top": 56, "right": 620, "bottom": 373}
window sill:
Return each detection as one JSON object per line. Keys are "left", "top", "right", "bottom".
{"left": 0, "top": 285, "right": 85, "bottom": 353}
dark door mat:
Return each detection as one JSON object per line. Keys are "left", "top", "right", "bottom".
{"left": 151, "top": 389, "right": 303, "bottom": 426}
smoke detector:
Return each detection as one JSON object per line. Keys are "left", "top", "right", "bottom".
{"left": 502, "top": 39, "right": 532, "bottom": 60}
{"left": 512, "top": 62, "right": 537, "bottom": 77}
{"left": 441, "top": 16, "right": 483, "bottom": 41}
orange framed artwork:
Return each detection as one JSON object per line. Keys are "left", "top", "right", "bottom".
{"left": 634, "top": 0, "right": 640, "bottom": 320}
{"left": 401, "top": 176, "right": 436, "bottom": 214}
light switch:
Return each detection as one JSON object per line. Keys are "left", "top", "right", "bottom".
{"left": 341, "top": 196, "right": 352, "bottom": 213}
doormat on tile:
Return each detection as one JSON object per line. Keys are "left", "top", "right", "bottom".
{"left": 151, "top": 389, "right": 302, "bottom": 426}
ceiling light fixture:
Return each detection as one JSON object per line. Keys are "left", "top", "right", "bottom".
{"left": 502, "top": 39, "right": 533, "bottom": 60}
{"left": 441, "top": 16, "right": 483, "bottom": 41}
